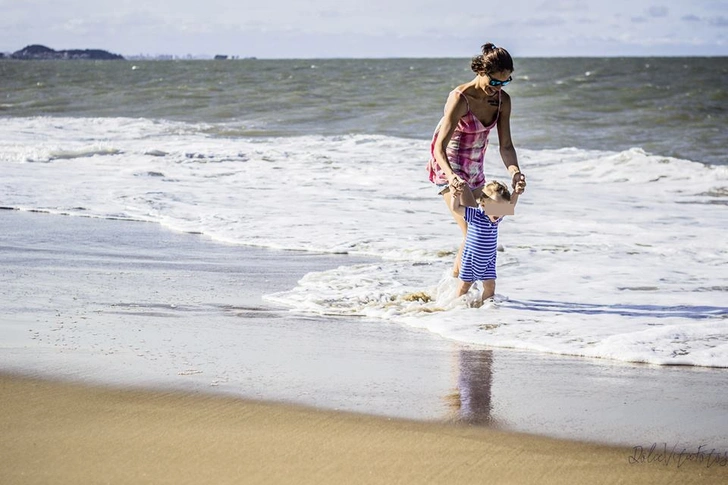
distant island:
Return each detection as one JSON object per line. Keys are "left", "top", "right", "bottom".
{"left": 8, "top": 44, "right": 124, "bottom": 60}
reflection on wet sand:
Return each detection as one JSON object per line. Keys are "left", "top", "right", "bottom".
{"left": 446, "top": 348, "right": 494, "bottom": 425}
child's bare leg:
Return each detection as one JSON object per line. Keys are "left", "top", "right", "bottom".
{"left": 481, "top": 280, "right": 496, "bottom": 301}
{"left": 457, "top": 281, "right": 473, "bottom": 297}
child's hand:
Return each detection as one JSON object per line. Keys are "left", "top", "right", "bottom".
{"left": 512, "top": 172, "right": 527, "bottom": 194}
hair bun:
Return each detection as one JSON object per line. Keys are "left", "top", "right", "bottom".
{"left": 472, "top": 42, "right": 514, "bottom": 75}
{"left": 470, "top": 55, "right": 486, "bottom": 73}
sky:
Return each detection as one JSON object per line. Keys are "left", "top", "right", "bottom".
{"left": 1, "top": 0, "right": 727, "bottom": 58}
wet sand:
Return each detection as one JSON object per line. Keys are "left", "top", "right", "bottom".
{"left": 2, "top": 373, "right": 726, "bottom": 485}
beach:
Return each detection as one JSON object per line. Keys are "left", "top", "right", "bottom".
{"left": 2, "top": 209, "right": 727, "bottom": 483}
{"left": 4, "top": 374, "right": 727, "bottom": 485}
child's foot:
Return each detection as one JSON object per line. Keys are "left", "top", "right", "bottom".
{"left": 477, "top": 294, "right": 499, "bottom": 309}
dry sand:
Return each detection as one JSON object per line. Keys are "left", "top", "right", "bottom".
{"left": 2, "top": 373, "right": 726, "bottom": 485}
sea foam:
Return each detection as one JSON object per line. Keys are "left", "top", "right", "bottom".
{"left": 2, "top": 116, "right": 727, "bottom": 367}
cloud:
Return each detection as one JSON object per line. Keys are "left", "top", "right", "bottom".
{"left": 2, "top": 0, "right": 727, "bottom": 57}
{"left": 704, "top": 0, "right": 728, "bottom": 12}
{"left": 537, "top": 0, "right": 588, "bottom": 12}
{"left": 317, "top": 10, "right": 341, "bottom": 19}
{"left": 523, "top": 16, "right": 567, "bottom": 27}
{"left": 647, "top": 6, "right": 669, "bottom": 18}
{"left": 681, "top": 15, "right": 702, "bottom": 22}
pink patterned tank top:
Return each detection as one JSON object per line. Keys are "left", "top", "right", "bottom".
{"left": 427, "top": 89, "right": 501, "bottom": 188}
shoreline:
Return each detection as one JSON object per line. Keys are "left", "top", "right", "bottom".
{"left": 1, "top": 209, "right": 727, "bottom": 451}
{"left": 2, "top": 372, "right": 726, "bottom": 485}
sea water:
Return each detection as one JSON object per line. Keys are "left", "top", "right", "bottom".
{"left": 1, "top": 57, "right": 727, "bottom": 368}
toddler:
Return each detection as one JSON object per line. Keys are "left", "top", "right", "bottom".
{"left": 449, "top": 181, "right": 519, "bottom": 305}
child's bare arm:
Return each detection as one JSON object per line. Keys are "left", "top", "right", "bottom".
{"left": 449, "top": 186, "right": 466, "bottom": 216}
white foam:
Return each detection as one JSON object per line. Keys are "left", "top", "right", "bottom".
{"left": 2, "top": 116, "right": 727, "bottom": 367}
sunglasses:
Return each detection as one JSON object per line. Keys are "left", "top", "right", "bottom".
{"left": 488, "top": 75, "right": 512, "bottom": 87}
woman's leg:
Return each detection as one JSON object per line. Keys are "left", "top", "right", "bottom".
{"left": 441, "top": 186, "right": 483, "bottom": 277}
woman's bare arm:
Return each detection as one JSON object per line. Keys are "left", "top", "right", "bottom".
{"left": 433, "top": 91, "right": 469, "bottom": 187}
{"left": 496, "top": 92, "right": 527, "bottom": 194}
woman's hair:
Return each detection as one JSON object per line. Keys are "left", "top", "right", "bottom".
{"left": 471, "top": 43, "right": 514, "bottom": 75}
{"left": 479, "top": 180, "right": 511, "bottom": 203}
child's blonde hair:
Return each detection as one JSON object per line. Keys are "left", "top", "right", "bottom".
{"left": 477, "top": 180, "right": 511, "bottom": 204}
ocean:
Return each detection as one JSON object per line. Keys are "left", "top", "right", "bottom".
{"left": 1, "top": 57, "right": 727, "bottom": 368}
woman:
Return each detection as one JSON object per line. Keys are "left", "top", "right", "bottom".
{"left": 427, "top": 43, "right": 527, "bottom": 276}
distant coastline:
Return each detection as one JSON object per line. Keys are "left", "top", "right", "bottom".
{"left": 5, "top": 44, "right": 124, "bottom": 60}
{"left": 0, "top": 45, "right": 258, "bottom": 61}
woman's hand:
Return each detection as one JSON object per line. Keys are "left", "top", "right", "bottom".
{"left": 512, "top": 172, "right": 526, "bottom": 194}
{"left": 447, "top": 173, "right": 465, "bottom": 190}
{"left": 451, "top": 183, "right": 463, "bottom": 197}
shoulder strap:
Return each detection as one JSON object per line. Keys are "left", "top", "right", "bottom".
{"left": 452, "top": 89, "right": 470, "bottom": 111}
